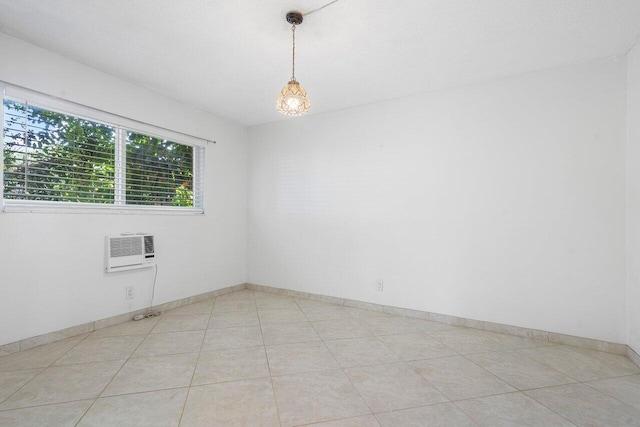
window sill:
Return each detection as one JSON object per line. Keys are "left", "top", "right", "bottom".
{"left": 2, "top": 200, "right": 204, "bottom": 215}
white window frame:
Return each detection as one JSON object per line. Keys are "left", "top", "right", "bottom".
{"left": 1, "top": 84, "right": 208, "bottom": 215}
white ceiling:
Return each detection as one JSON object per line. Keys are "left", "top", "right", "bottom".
{"left": 0, "top": 1, "right": 639, "bottom": 126}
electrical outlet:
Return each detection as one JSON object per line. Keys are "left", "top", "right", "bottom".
{"left": 375, "top": 279, "right": 384, "bottom": 292}
{"left": 125, "top": 286, "right": 135, "bottom": 300}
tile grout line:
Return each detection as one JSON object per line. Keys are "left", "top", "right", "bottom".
{"left": 457, "top": 351, "right": 542, "bottom": 393}
{"left": 0, "top": 321, "right": 164, "bottom": 412}
{"left": 2, "top": 282, "right": 632, "bottom": 360}
{"left": 170, "top": 291, "right": 633, "bottom": 424}
{"left": 176, "top": 296, "right": 216, "bottom": 426}
{"left": 1, "top": 289, "right": 638, "bottom": 425}
{"left": 0, "top": 336, "right": 88, "bottom": 411}
{"left": 339, "top": 305, "right": 445, "bottom": 418}
{"left": 0, "top": 283, "right": 245, "bottom": 359}
{"left": 441, "top": 359, "right": 640, "bottom": 425}
{"left": 329, "top": 348, "right": 377, "bottom": 419}
{"left": 451, "top": 397, "right": 497, "bottom": 427}
{"left": 0, "top": 370, "right": 44, "bottom": 409}
{"left": 74, "top": 315, "right": 163, "bottom": 425}
{"left": 328, "top": 322, "right": 457, "bottom": 420}
{"left": 0, "top": 397, "right": 95, "bottom": 414}
{"left": 518, "top": 389, "right": 582, "bottom": 427}
{"left": 263, "top": 289, "right": 640, "bottom": 425}
{"left": 248, "top": 283, "right": 630, "bottom": 356}
{"left": 274, "top": 296, "right": 372, "bottom": 424}
{"left": 3, "top": 336, "right": 149, "bottom": 425}
{"left": 580, "top": 376, "right": 640, "bottom": 410}
{"left": 259, "top": 292, "right": 285, "bottom": 427}
{"left": 450, "top": 389, "right": 580, "bottom": 426}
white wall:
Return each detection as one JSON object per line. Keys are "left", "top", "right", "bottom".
{"left": 248, "top": 57, "right": 628, "bottom": 344}
{"left": 1, "top": 32, "right": 633, "bottom": 349}
{"left": 0, "top": 34, "right": 248, "bottom": 346}
{"left": 627, "top": 41, "right": 640, "bottom": 354}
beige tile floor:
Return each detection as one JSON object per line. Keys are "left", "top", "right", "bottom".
{"left": 0, "top": 289, "right": 639, "bottom": 426}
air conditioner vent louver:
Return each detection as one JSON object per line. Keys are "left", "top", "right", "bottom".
{"left": 105, "top": 234, "right": 155, "bottom": 272}
{"left": 109, "top": 237, "right": 143, "bottom": 258}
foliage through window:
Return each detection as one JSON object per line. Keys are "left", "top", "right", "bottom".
{"left": 2, "top": 99, "right": 204, "bottom": 211}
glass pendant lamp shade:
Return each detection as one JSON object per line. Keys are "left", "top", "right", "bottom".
{"left": 277, "top": 11, "right": 310, "bottom": 116}
{"left": 276, "top": 79, "right": 311, "bottom": 116}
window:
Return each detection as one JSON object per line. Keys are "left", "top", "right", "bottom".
{"left": 2, "top": 94, "right": 205, "bottom": 213}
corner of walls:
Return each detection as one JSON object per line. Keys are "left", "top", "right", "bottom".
{"left": 0, "top": 33, "right": 249, "bottom": 346}
{"left": 247, "top": 57, "right": 628, "bottom": 345}
{"left": 627, "top": 39, "right": 640, "bottom": 356}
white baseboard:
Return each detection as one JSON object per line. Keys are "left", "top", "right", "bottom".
{"left": 1, "top": 281, "right": 637, "bottom": 368}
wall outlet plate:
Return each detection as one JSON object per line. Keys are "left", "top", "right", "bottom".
{"left": 376, "top": 280, "right": 384, "bottom": 292}
{"left": 125, "top": 286, "right": 135, "bottom": 300}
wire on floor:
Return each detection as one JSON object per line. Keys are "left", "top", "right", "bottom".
{"left": 133, "top": 264, "right": 160, "bottom": 321}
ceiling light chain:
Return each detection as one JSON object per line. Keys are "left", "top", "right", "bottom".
{"left": 291, "top": 23, "right": 296, "bottom": 81}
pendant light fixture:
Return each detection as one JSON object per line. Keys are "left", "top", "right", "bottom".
{"left": 276, "top": 11, "right": 311, "bottom": 116}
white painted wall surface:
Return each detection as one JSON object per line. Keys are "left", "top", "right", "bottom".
{"left": 627, "top": 41, "right": 640, "bottom": 354}
{"left": 248, "top": 58, "right": 628, "bottom": 344}
{"left": 0, "top": 34, "right": 248, "bottom": 346}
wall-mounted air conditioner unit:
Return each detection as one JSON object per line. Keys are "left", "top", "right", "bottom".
{"left": 105, "top": 234, "right": 155, "bottom": 272}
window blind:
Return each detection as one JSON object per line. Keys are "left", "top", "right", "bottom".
{"left": 2, "top": 96, "right": 205, "bottom": 212}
